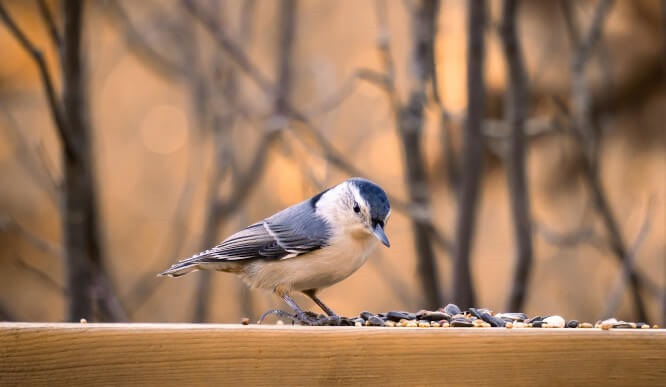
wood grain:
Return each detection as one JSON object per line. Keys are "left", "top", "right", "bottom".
{"left": 1, "top": 323, "right": 664, "bottom": 386}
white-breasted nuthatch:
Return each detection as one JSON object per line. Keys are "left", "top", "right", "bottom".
{"left": 159, "top": 177, "right": 391, "bottom": 324}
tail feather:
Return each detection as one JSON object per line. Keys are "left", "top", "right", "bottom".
{"left": 158, "top": 260, "right": 201, "bottom": 277}
{"left": 158, "top": 249, "right": 236, "bottom": 277}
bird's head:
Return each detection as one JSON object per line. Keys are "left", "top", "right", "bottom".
{"left": 314, "top": 177, "right": 391, "bottom": 247}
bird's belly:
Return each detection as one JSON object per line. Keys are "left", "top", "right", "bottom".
{"left": 243, "top": 236, "right": 377, "bottom": 292}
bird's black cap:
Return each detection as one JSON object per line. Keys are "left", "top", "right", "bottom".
{"left": 350, "top": 178, "right": 390, "bottom": 224}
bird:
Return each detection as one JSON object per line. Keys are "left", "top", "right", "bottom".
{"left": 159, "top": 177, "right": 391, "bottom": 325}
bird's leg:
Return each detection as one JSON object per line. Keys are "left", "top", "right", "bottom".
{"left": 280, "top": 293, "right": 322, "bottom": 325}
{"left": 302, "top": 289, "right": 337, "bottom": 317}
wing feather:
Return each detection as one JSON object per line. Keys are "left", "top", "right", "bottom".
{"left": 179, "top": 199, "right": 332, "bottom": 264}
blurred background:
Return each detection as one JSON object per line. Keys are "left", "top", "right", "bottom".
{"left": 0, "top": 0, "right": 663, "bottom": 325}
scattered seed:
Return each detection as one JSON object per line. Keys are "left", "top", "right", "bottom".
{"left": 359, "top": 311, "right": 374, "bottom": 321}
{"left": 580, "top": 322, "right": 593, "bottom": 328}
{"left": 241, "top": 317, "right": 250, "bottom": 325}
{"left": 543, "top": 315, "right": 565, "bottom": 328}
{"left": 496, "top": 313, "right": 528, "bottom": 322}
{"left": 527, "top": 316, "right": 543, "bottom": 324}
{"left": 367, "top": 316, "right": 384, "bottom": 326}
{"left": 386, "top": 311, "right": 411, "bottom": 322}
{"left": 451, "top": 319, "right": 474, "bottom": 328}
{"left": 443, "top": 303, "right": 462, "bottom": 316}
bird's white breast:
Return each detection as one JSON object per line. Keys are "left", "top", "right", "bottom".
{"left": 241, "top": 231, "right": 377, "bottom": 292}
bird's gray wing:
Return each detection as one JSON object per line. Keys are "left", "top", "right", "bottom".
{"left": 192, "top": 199, "right": 332, "bottom": 263}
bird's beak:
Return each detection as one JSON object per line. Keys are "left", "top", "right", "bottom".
{"left": 373, "top": 223, "right": 390, "bottom": 247}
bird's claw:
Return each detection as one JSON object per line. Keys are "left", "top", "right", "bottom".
{"left": 259, "top": 309, "right": 341, "bottom": 326}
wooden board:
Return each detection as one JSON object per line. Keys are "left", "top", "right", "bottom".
{"left": 1, "top": 323, "right": 664, "bottom": 386}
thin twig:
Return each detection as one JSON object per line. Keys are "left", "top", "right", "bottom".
{"left": 562, "top": 0, "right": 647, "bottom": 322}
{"left": 36, "top": 0, "right": 62, "bottom": 51}
{"left": 15, "top": 256, "right": 65, "bottom": 294}
{"left": 0, "top": 217, "right": 62, "bottom": 257}
{"left": 0, "top": 2, "right": 77, "bottom": 159}
{"left": 102, "top": 1, "right": 186, "bottom": 79}
{"left": 602, "top": 197, "right": 655, "bottom": 318}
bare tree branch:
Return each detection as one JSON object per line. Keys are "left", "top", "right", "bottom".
{"left": 0, "top": 2, "right": 78, "bottom": 160}
{"left": 36, "top": 0, "right": 62, "bottom": 52}
{"left": 61, "top": 0, "right": 126, "bottom": 322}
{"left": 102, "top": 1, "right": 186, "bottom": 79}
{"left": 561, "top": 0, "right": 647, "bottom": 322}
{"left": 602, "top": 197, "right": 655, "bottom": 318}
{"left": 394, "top": 0, "right": 443, "bottom": 309}
{"left": 0, "top": 217, "right": 61, "bottom": 257}
{"left": 500, "top": 0, "right": 533, "bottom": 312}
{"left": 183, "top": 0, "right": 274, "bottom": 94}
{"left": 15, "top": 256, "right": 65, "bottom": 294}
{"left": 452, "top": 0, "right": 486, "bottom": 308}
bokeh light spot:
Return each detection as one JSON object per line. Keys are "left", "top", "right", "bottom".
{"left": 139, "top": 105, "right": 189, "bottom": 154}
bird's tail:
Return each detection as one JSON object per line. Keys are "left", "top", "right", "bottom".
{"left": 158, "top": 260, "right": 200, "bottom": 277}
{"left": 158, "top": 249, "right": 233, "bottom": 277}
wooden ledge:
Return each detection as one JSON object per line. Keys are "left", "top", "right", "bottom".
{"left": 1, "top": 323, "right": 664, "bottom": 385}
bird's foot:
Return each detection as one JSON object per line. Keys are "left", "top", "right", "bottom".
{"left": 259, "top": 309, "right": 295, "bottom": 324}
{"left": 296, "top": 311, "right": 342, "bottom": 326}
{"left": 259, "top": 309, "right": 342, "bottom": 326}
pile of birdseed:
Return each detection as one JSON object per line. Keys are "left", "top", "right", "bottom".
{"left": 250, "top": 303, "right": 659, "bottom": 329}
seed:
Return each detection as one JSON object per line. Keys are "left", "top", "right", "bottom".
{"left": 566, "top": 320, "right": 579, "bottom": 328}
{"left": 543, "top": 315, "right": 565, "bottom": 328}
{"left": 612, "top": 322, "right": 634, "bottom": 329}
{"left": 359, "top": 311, "right": 374, "bottom": 321}
{"left": 505, "top": 322, "right": 513, "bottom": 329}
{"left": 430, "top": 321, "right": 440, "bottom": 328}
{"left": 384, "top": 320, "right": 396, "bottom": 327}
{"left": 513, "top": 322, "right": 526, "bottom": 328}
{"left": 641, "top": 324, "right": 650, "bottom": 329}
{"left": 386, "top": 311, "right": 411, "bottom": 322}
{"left": 419, "top": 311, "right": 451, "bottom": 322}
{"left": 368, "top": 316, "right": 385, "bottom": 327}
{"left": 527, "top": 316, "right": 543, "bottom": 324}
{"left": 443, "top": 303, "right": 462, "bottom": 316}
{"left": 580, "top": 322, "right": 593, "bottom": 328}
{"left": 495, "top": 312, "right": 528, "bottom": 322}
{"left": 451, "top": 319, "right": 474, "bottom": 327}
{"left": 601, "top": 323, "right": 612, "bottom": 330}
{"left": 418, "top": 321, "right": 430, "bottom": 328}
{"left": 481, "top": 312, "right": 506, "bottom": 327}
{"left": 441, "top": 322, "right": 450, "bottom": 328}
{"left": 406, "top": 321, "right": 418, "bottom": 328}
{"left": 241, "top": 317, "right": 250, "bottom": 325}
{"left": 355, "top": 321, "right": 363, "bottom": 327}
{"left": 472, "top": 319, "right": 485, "bottom": 327}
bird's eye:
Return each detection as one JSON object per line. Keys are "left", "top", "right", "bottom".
{"left": 353, "top": 202, "right": 361, "bottom": 214}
